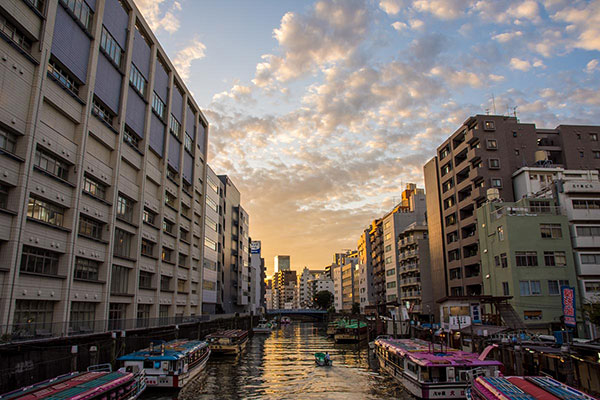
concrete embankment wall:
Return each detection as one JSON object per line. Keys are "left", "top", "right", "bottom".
{"left": 0, "top": 315, "right": 255, "bottom": 394}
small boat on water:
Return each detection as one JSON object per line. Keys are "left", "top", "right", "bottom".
{"left": 374, "top": 338, "right": 502, "bottom": 399}
{"left": 314, "top": 352, "right": 332, "bottom": 366}
{"left": 334, "top": 320, "right": 368, "bottom": 343}
{"left": 469, "top": 376, "right": 596, "bottom": 400}
{"left": 253, "top": 320, "right": 273, "bottom": 333}
{"left": 281, "top": 316, "right": 291, "bottom": 325}
{"left": 206, "top": 329, "right": 249, "bottom": 354}
{"left": 118, "top": 339, "right": 210, "bottom": 389}
{"left": 0, "top": 365, "right": 146, "bottom": 400}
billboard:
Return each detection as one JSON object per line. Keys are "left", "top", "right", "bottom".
{"left": 250, "top": 240, "right": 261, "bottom": 254}
{"left": 561, "top": 286, "right": 576, "bottom": 327}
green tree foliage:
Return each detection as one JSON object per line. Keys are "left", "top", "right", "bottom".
{"left": 584, "top": 301, "right": 600, "bottom": 326}
{"left": 314, "top": 290, "right": 334, "bottom": 310}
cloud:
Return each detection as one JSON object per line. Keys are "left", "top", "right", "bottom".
{"left": 409, "top": 19, "right": 425, "bottom": 30}
{"left": 379, "top": 0, "right": 406, "bottom": 15}
{"left": 172, "top": 38, "right": 206, "bottom": 80}
{"left": 391, "top": 21, "right": 408, "bottom": 31}
{"left": 509, "top": 57, "right": 532, "bottom": 71}
{"left": 586, "top": 59, "right": 599, "bottom": 73}
{"left": 552, "top": 1, "right": 600, "bottom": 52}
{"left": 412, "top": 0, "right": 474, "bottom": 20}
{"left": 134, "top": 0, "right": 182, "bottom": 34}
{"left": 492, "top": 31, "right": 523, "bottom": 43}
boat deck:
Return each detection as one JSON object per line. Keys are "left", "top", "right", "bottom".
{"left": 118, "top": 340, "right": 208, "bottom": 361}
{"left": 472, "top": 376, "right": 596, "bottom": 400}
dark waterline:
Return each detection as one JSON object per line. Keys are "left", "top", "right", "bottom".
{"left": 141, "top": 322, "right": 414, "bottom": 400}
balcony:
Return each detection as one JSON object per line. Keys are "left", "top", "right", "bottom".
{"left": 572, "top": 235, "right": 600, "bottom": 249}
{"left": 400, "top": 277, "right": 421, "bottom": 287}
{"left": 400, "top": 264, "right": 419, "bottom": 273}
{"left": 402, "top": 290, "right": 422, "bottom": 299}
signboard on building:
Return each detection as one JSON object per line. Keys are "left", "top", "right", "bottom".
{"left": 561, "top": 286, "right": 576, "bottom": 327}
{"left": 470, "top": 303, "right": 481, "bottom": 324}
{"left": 250, "top": 241, "right": 261, "bottom": 254}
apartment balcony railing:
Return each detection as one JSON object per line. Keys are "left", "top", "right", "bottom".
{"left": 491, "top": 205, "right": 562, "bottom": 220}
{"left": 400, "top": 277, "right": 421, "bottom": 286}
{"left": 400, "top": 264, "right": 419, "bottom": 273}
{"left": 402, "top": 290, "right": 422, "bottom": 299}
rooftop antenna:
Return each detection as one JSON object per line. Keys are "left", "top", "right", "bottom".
{"left": 485, "top": 108, "right": 490, "bottom": 115}
{"left": 513, "top": 106, "right": 518, "bottom": 120}
{"left": 491, "top": 93, "right": 497, "bottom": 114}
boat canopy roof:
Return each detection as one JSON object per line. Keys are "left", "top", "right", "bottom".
{"left": 118, "top": 339, "right": 208, "bottom": 361}
{"left": 473, "top": 376, "right": 596, "bottom": 400}
{"left": 375, "top": 338, "right": 503, "bottom": 368}
{"left": 333, "top": 319, "right": 367, "bottom": 329}
{"left": 205, "top": 329, "right": 248, "bottom": 339}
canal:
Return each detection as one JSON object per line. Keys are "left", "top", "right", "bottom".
{"left": 142, "top": 322, "right": 414, "bottom": 399}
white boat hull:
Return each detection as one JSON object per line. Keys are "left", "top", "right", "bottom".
{"left": 145, "top": 350, "right": 210, "bottom": 389}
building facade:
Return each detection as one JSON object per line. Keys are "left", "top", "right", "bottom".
{"left": 272, "top": 269, "right": 297, "bottom": 309}
{"left": 274, "top": 255, "right": 290, "bottom": 272}
{"left": 0, "top": 0, "right": 212, "bottom": 337}
{"left": 249, "top": 240, "right": 265, "bottom": 314}
{"left": 341, "top": 257, "right": 358, "bottom": 312}
{"left": 424, "top": 115, "right": 600, "bottom": 303}
{"left": 202, "top": 166, "right": 220, "bottom": 314}
{"left": 357, "top": 229, "right": 375, "bottom": 313}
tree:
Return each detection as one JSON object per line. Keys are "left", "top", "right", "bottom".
{"left": 314, "top": 290, "right": 334, "bottom": 310}
{"left": 352, "top": 302, "right": 360, "bottom": 315}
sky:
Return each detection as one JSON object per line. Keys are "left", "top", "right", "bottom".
{"left": 133, "top": 0, "right": 600, "bottom": 276}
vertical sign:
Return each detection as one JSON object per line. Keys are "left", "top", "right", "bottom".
{"left": 250, "top": 240, "right": 261, "bottom": 255}
{"left": 470, "top": 303, "right": 481, "bottom": 324}
{"left": 561, "top": 286, "right": 576, "bottom": 327}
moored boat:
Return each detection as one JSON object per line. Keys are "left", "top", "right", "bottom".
{"left": 469, "top": 376, "right": 596, "bottom": 400}
{"left": 118, "top": 339, "right": 210, "bottom": 389}
{"left": 0, "top": 366, "right": 146, "bottom": 400}
{"left": 334, "top": 320, "right": 368, "bottom": 343}
{"left": 315, "top": 352, "right": 332, "bottom": 366}
{"left": 374, "top": 338, "right": 502, "bottom": 399}
{"left": 281, "top": 316, "right": 291, "bottom": 325}
{"left": 206, "top": 329, "right": 249, "bottom": 354}
{"left": 253, "top": 320, "right": 273, "bottom": 333}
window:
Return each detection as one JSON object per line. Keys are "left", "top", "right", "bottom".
{"left": 591, "top": 133, "right": 598, "bottom": 141}
{"left": 488, "top": 159, "right": 500, "bottom": 169}
{"left": 184, "top": 133, "right": 193, "bottom": 153}
{"left": 13, "top": 300, "right": 54, "bottom": 334}
{"left": 79, "top": 215, "right": 103, "bottom": 239}
{"left": 519, "top": 280, "right": 541, "bottom": 296}
{"left": 441, "top": 161, "right": 453, "bottom": 176}
{"left": 181, "top": 203, "right": 190, "bottom": 219}
{"left": 576, "top": 226, "right": 600, "bottom": 237}
{"left": 117, "top": 195, "right": 134, "bottom": 222}
{"left": 577, "top": 134, "right": 582, "bottom": 140}
{"left": 59, "top": 0, "right": 92, "bottom": 29}
{"left": 483, "top": 120, "right": 495, "bottom": 130}
{"left": 448, "top": 249, "right": 460, "bottom": 261}
{"left": 142, "top": 209, "right": 156, "bottom": 225}
{"left": 385, "top": 256, "right": 392, "bottom": 264}
{"left": 207, "top": 178, "right": 219, "bottom": 194}
{"left": 113, "top": 228, "right": 132, "bottom": 258}
{"left": 160, "top": 275, "right": 172, "bottom": 291}
{"left": 110, "top": 265, "right": 129, "bottom": 294}
{"left": 445, "top": 213, "right": 457, "bottom": 226}
{"left": 74, "top": 258, "right": 100, "bottom": 281}
{"left": 20, "top": 245, "right": 59, "bottom": 275}
{"left": 384, "top": 233, "right": 391, "bottom": 241}
{"left": 129, "top": 64, "right": 147, "bottom": 96}
{"left": 178, "top": 253, "right": 187, "bottom": 267}
{"left": 497, "top": 226, "right": 504, "bottom": 241}
{"left": 449, "top": 268, "right": 461, "bottom": 279}
{"left": 47, "top": 58, "right": 80, "bottom": 96}
{"left": 515, "top": 149, "right": 520, "bottom": 156}
{"left": 163, "top": 219, "right": 174, "bottom": 234}
{"left": 580, "top": 253, "right": 600, "bottom": 264}
{"left": 27, "top": 197, "right": 65, "bottom": 227}
{"left": 516, "top": 251, "right": 537, "bottom": 267}
{"left": 179, "top": 228, "right": 189, "bottom": 242}
{"left": 191, "top": 282, "right": 198, "bottom": 294}
{"left": 137, "top": 304, "right": 151, "bottom": 327}
{"left": 580, "top": 151, "right": 584, "bottom": 158}
{"left": 70, "top": 302, "right": 96, "bottom": 330}
{"left": 386, "top": 281, "right": 396, "bottom": 289}
{"left": 152, "top": 92, "right": 166, "bottom": 120}
{"left": 139, "top": 271, "right": 153, "bottom": 289}
{"left": 206, "top": 197, "right": 218, "bottom": 213}
{"left": 170, "top": 115, "right": 182, "bottom": 139}
{"left": 439, "top": 145, "right": 450, "bottom": 160}
{"left": 35, "top": 148, "right": 69, "bottom": 180}
{"left": 548, "top": 280, "right": 569, "bottom": 295}
{"left": 385, "top": 244, "right": 392, "bottom": 252}
{"left": 0, "top": 13, "right": 33, "bottom": 53}
{"left": 182, "top": 180, "right": 192, "bottom": 195}
{"left": 446, "top": 231, "right": 458, "bottom": 244}
{"left": 529, "top": 200, "right": 551, "bottom": 213}
{"left": 442, "top": 178, "right": 454, "bottom": 193}
{"left": 443, "top": 196, "right": 455, "bottom": 210}
{"left": 123, "top": 127, "right": 141, "bottom": 150}
{"left": 502, "top": 282, "right": 509, "bottom": 296}
{"left": 141, "top": 239, "right": 154, "bottom": 257}
{"left": 204, "top": 237, "right": 217, "bottom": 251}
{"left": 585, "top": 281, "right": 600, "bottom": 294}
{"left": 0, "top": 127, "right": 17, "bottom": 154}
{"left": 100, "top": 26, "right": 123, "bottom": 67}
{"left": 162, "top": 247, "right": 173, "bottom": 262}
{"left": 203, "top": 280, "right": 216, "bottom": 291}
{"left": 572, "top": 199, "right": 600, "bottom": 210}
{"left": 92, "top": 98, "right": 115, "bottom": 125}
{"left": 83, "top": 175, "right": 106, "bottom": 200}
{"left": 165, "top": 191, "right": 177, "bottom": 209}
{"left": 205, "top": 217, "right": 217, "bottom": 232}
{"left": 486, "top": 139, "right": 498, "bottom": 149}
{"left": 386, "top": 268, "right": 395, "bottom": 276}
{"left": 544, "top": 251, "right": 566, "bottom": 266}
{"left": 108, "top": 303, "right": 126, "bottom": 330}
{"left": 177, "top": 279, "right": 186, "bottom": 293}
{"left": 491, "top": 178, "right": 502, "bottom": 188}
{"left": 540, "top": 223, "right": 562, "bottom": 239}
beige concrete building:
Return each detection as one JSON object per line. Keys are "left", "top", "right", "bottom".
{"left": 0, "top": 0, "right": 210, "bottom": 338}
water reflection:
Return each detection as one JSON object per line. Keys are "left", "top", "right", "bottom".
{"left": 142, "top": 322, "right": 412, "bottom": 400}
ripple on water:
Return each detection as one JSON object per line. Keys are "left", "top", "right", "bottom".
{"left": 141, "top": 322, "right": 414, "bottom": 400}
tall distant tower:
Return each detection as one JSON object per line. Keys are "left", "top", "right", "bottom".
{"left": 274, "top": 255, "right": 291, "bottom": 272}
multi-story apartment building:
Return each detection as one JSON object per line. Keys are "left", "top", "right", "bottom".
{"left": 297, "top": 267, "right": 332, "bottom": 308}
{"left": 249, "top": 240, "right": 265, "bottom": 314}
{"left": 274, "top": 255, "right": 290, "bottom": 272}
{"left": 397, "top": 222, "right": 432, "bottom": 321}
{"left": 332, "top": 264, "right": 342, "bottom": 312}
{"left": 265, "top": 278, "right": 274, "bottom": 310}
{"left": 382, "top": 184, "right": 426, "bottom": 308}
{"left": 218, "top": 175, "right": 249, "bottom": 314}
{"left": 368, "top": 219, "right": 385, "bottom": 312}
{"left": 0, "top": 0, "right": 212, "bottom": 337}
{"left": 272, "top": 269, "right": 296, "bottom": 309}
{"left": 341, "top": 257, "right": 358, "bottom": 312}
{"left": 357, "top": 229, "right": 375, "bottom": 313}
{"left": 513, "top": 167, "right": 600, "bottom": 338}
{"left": 425, "top": 115, "right": 600, "bottom": 302}
{"left": 477, "top": 197, "right": 582, "bottom": 335}
{"left": 202, "top": 166, "right": 220, "bottom": 314}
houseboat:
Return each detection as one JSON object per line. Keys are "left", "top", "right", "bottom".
{"left": 334, "top": 320, "right": 368, "bottom": 343}
{"left": 253, "top": 319, "right": 273, "bottom": 334}
{"left": 281, "top": 316, "right": 291, "bottom": 325}
{"left": 469, "top": 376, "right": 596, "bottom": 400}
{"left": 0, "top": 367, "right": 146, "bottom": 400}
{"left": 374, "top": 338, "right": 502, "bottom": 399}
{"left": 205, "top": 329, "right": 249, "bottom": 354}
{"left": 118, "top": 339, "right": 210, "bottom": 389}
